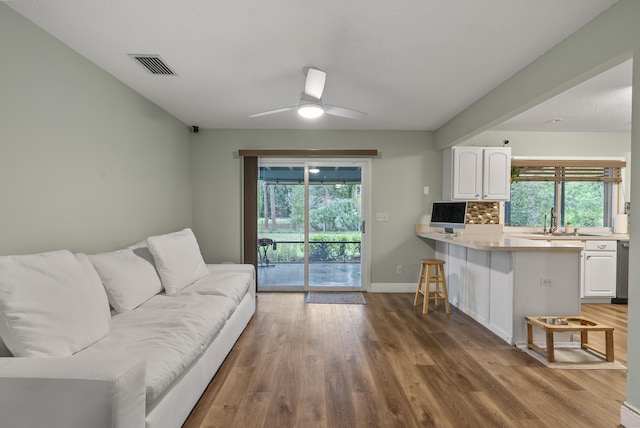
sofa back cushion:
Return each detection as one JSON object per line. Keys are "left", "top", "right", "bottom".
{"left": 147, "top": 228, "right": 209, "bottom": 295}
{"left": 0, "top": 250, "right": 111, "bottom": 357}
{"left": 89, "top": 247, "right": 163, "bottom": 312}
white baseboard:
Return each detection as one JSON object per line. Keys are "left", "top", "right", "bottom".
{"left": 580, "top": 297, "right": 612, "bottom": 304}
{"left": 621, "top": 402, "right": 640, "bottom": 427}
{"left": 369, "top": 282, "right": 416, "bottom": 293}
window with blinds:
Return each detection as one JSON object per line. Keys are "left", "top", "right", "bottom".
{"left": 507, "top": 159, "right": 625, "bottom": 228}
{"left": 511, "top": 160, "right": 625, "bottom": 183}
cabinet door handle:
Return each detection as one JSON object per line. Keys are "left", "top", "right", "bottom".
{"left": 597, "top": 244, "right": 607, "bottom": 249}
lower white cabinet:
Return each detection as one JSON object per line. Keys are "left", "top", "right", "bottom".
{"left": 488, "top": 252, "right": 513, "bottom": 341}
{"left": 582, "top": 241, "right": 617, "bottom": 298}
{"left": 445, "top": 243, "right": 467, "bottom": 309}
{"left": 465, "top": 249, "right": 490, "bottom": 323}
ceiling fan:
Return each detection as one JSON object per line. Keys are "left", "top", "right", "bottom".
{"left": 249, "top": 67, "right": 367, "bottom": 120}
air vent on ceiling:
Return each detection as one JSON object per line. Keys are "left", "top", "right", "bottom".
{"left": 129, "top": 54, "right": 176, "bottom": 75}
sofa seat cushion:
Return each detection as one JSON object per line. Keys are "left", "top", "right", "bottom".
{"left": 206, "top": 263, "right": 256, "bottom": 278}
{"left": 182, "top": 269, "right": 253, "bottom": 305}
{"left": 72, "top": 293, "right": 236, "bottom": 404}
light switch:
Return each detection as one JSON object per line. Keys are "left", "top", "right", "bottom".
{"left": 375, "top": 212, "right": 388, "bottom": 222}
{"left": 424, "top": 186, "right": 429, "bottom": 195}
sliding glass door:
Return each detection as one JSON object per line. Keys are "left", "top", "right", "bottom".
{"left": 258, "top": 162, "right": 306, "bottom": 288}
{"left": 257, "top": 159, "right": 368, "bottom": 291}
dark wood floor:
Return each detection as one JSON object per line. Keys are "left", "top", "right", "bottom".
{"left": 183, "top": 293, "right": 628, "bottom": 428}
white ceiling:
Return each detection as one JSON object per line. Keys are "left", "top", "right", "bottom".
{"left": 6, "top": 0, "right": 627, "bottom": 131}
{"left": 495, "top": 58, "right": 632, "bottom": 132}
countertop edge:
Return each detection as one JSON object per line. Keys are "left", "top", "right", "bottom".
{"left": 417, "top": 232, "right": 584, "bottom": 252}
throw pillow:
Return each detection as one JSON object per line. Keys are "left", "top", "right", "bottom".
{"left": 0, "top": 250, "right": 111, "bottom": 357}
{"left": 147, "top": 228, "right": 209, "bottom": 294}
{"left": 89, "top": 248, "right": 163, "bottom": 312}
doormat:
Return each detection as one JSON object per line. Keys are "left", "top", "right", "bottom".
{"left": 305, "top": 292, "right": 366, "bottom": 305}
{"left": 517, "top": 343, "right": 626, "bottom": 370}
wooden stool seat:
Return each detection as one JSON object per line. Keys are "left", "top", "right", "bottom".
{"left": 525, "top": 315, "right": 614, "bottom": 363}
{"left": 414, "top": 258, "right": 450, "bottom": 314}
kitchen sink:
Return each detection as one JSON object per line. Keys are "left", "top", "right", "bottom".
{"left": 529, "top": 232, "right": 608, "bottom": 237}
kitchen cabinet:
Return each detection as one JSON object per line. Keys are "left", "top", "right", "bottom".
{"left": 442, "top": 147, "right": 511, "bottom": 201}
{"left": 582, "top": 240, "right": 617, "bottom": 298}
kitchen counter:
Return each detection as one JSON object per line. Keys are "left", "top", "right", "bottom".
{"left": 418, "top": 232, "right": 584, "bottom": 252}
{"left": 418, "top": 230, "right": 581, "bottom": 345}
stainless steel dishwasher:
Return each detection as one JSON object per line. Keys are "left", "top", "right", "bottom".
{"left": 612, "top": 240, "right": 629, "bottom": 304}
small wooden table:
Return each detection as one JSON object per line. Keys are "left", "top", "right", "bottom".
{"left": 525, "top": 315, "right": 614, "bottom": 363}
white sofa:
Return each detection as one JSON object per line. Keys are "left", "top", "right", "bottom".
{"left": 0, "top": 228, "right": 255, "bottom": 428}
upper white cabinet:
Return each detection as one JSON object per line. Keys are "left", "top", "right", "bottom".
{"left": 443, "top": 147, "right": 511, "bottom": 201}
{"left": 483, "top": 148, "right": 512, "bottom": 200}
{"left": 444, "top": 147, "right": 483, "bottom": 200}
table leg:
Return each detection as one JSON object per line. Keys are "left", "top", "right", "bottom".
{"left": 580, "top": 330, "right": 588, "bottom": 350}
{"left": 527, "top": 322, "right": 533, "bottom": 349}
{"left": 546, "top": 330, "right": 555, "bottom": 363}
{"left": 605, "top": 330, "right": 614, "bottom": 362}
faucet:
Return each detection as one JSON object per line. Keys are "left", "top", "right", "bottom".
{"left": 550, "top": 207, "right": 557, "bottom": 234}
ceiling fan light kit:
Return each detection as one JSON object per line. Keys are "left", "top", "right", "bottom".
{"left": 298, "top": 104, "right": 324, "bottom": 119}
{"left": 297, "top": 93, "right": 325, "bottom": 119}
{"left": 250, "top": 67, "right": 367, "bottom": 120}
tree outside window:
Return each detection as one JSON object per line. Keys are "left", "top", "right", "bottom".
{"left": 506, "top": 181, "right": 606, "bottom": 227}
{"left": 505, "top": 159, "right": 623, "bottom": 228}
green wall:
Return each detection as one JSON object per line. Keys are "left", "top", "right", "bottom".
{"left": 190, "top": 129, "right": 440, "bottom": 286}
{"left": 0, "top": 4, "right": 192, "bottom": 255}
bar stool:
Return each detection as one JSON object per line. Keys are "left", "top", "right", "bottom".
{"left": 414, "top": 259, "right": 450, "bottom": 314}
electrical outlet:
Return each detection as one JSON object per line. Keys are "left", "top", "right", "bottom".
{"left": 396, "top": 265, "right": 402, "bottom": 275}
{"left": 540, "top": 278, "right": 552, "bottom": 286}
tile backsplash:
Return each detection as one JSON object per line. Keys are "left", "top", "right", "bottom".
{"left": 466, "top": 202, "right": 500, "bottom": 225}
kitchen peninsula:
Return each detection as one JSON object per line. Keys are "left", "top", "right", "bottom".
{"left": 417, "top": 228, "right": 584, "bottom": 345}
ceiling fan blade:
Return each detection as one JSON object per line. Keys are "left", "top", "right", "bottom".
{"left": 249, "top": 107, "right": 294, "bottom": 118}
{"left": 304, "top": 68, "right": 326, "bottom": 99}
{"left": 324, "top": 105, "right": 368, "bottom": 119}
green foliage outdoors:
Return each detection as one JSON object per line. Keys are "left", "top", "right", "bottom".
{"left": 563, "top": 182, "right": 604, "bottom": 227}
{"left": 257, "top": 231, "right": 362, "bottom": 263}
{"left": 308, "top": 233, "right": 361, "bottom": 262}
{"left": 508, "top": 182, "right": 554, "bottom": 227}
{"left": 310, "top": 199, "right": 360, "bottom": 232}
{"left": 258, "top": 180, "right": 362, "bottom": 262}
{"left": 508, "top": 181, "right": 605, "bottom": 227}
